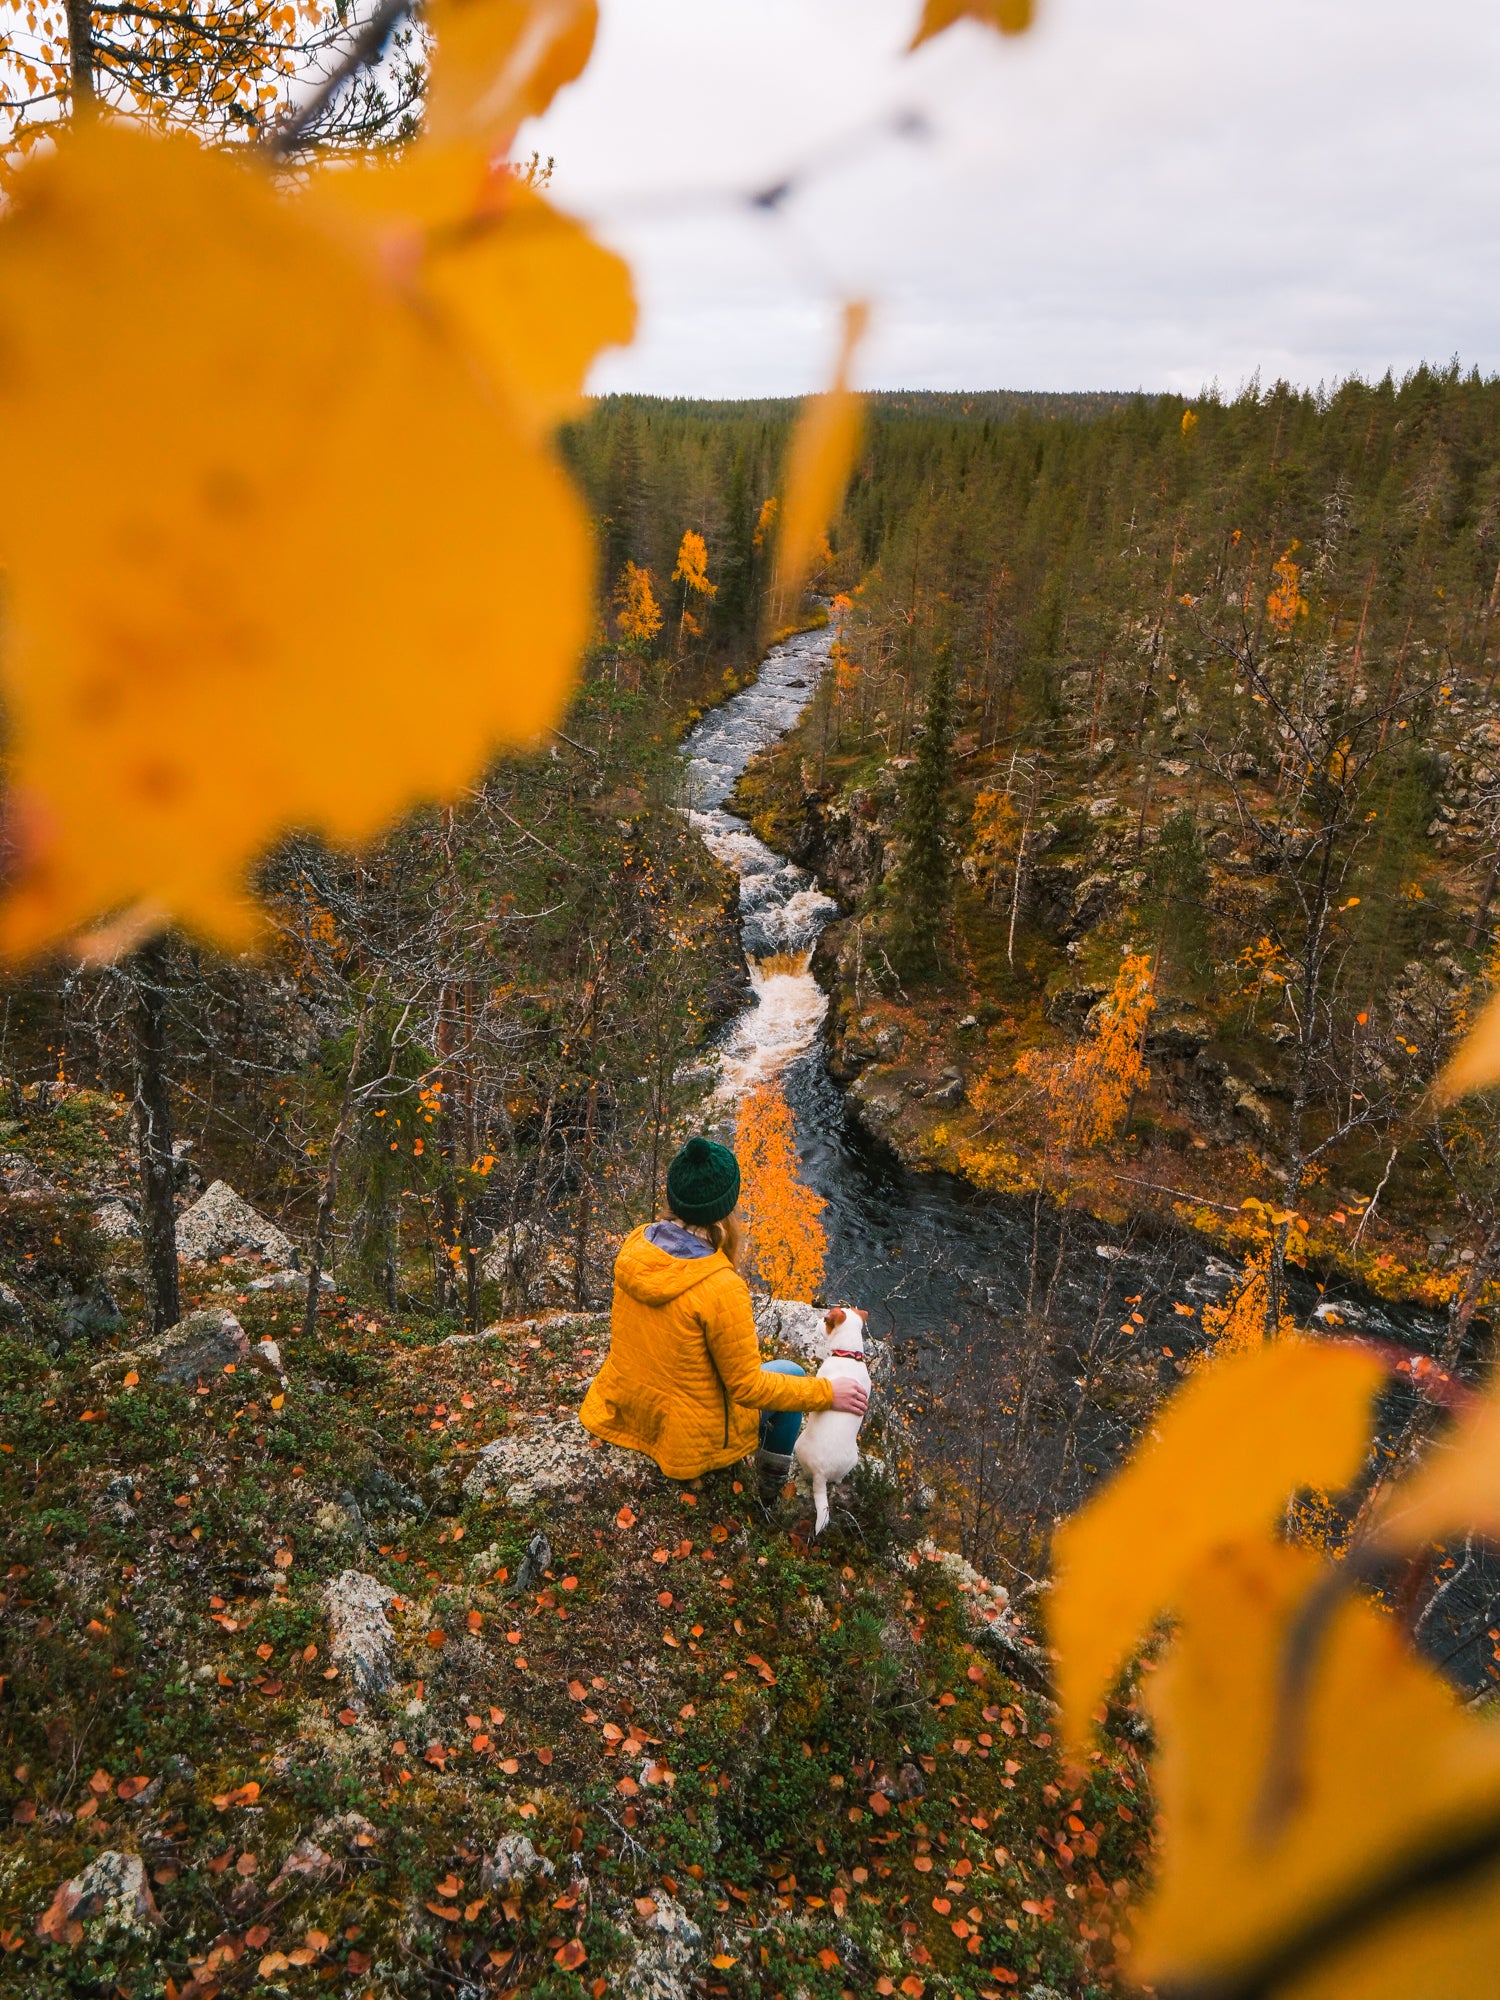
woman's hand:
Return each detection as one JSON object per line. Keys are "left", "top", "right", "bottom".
{"left": 830, "top": 1379, "right": 869, "bottom": 1417}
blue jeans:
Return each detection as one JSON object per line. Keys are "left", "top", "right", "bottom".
{"left": 759, "top": 1359, "right": 806, "bottom": 1456}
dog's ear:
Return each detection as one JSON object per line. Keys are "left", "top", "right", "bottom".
{"left": 824, "top": 1306, "right": 846, "bottom": 1330}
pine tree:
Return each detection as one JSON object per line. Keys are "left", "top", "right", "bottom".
{"left": 890, "top": 645, "right": 956, "bottom": 972}
{"left": 1143, "top": 806, "right": 1213, "bottom": 989}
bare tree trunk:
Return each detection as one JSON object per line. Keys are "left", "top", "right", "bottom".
{"left": 571, "top": 945, "right": 610, "bottom": 1310}
{"left": 131, "top": 935, "right": 179, "bottom": 1335}
{"left": 572, "top": 1078, "right": 598, "bottom": 1310}
{"left": 1008, "top": 772, "right": 1038, "bottom": 970}
{"left": 64, "top": 0, "right": 95, "bottom": 106}
{"left": 302, "top": 997, "right": 374, "bottom": 1342}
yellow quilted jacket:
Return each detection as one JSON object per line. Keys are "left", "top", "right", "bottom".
{"left": 579, "top": 1224, "right": 834, "bottom": 1480}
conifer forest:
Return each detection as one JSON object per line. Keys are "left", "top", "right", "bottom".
{"left": 3, "top": 4, "right": 1500, "bottom": 1999}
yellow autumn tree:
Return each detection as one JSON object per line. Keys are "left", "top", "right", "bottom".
{"left": 968, "top": 786, "right": 1019, "bottom": 904}
{"left": 671, "top": 528, "right": 716, "bottom": 650}
{"left": 752, "top": 496, "right": 778, "bottom": 551}
{"left": 735, "top": 1078, "right": 826, "bottom": 1300}
{"left": 613, "top": 560, "right": 662, "bottom": 648}
{"left": 1016, "top": 949, "right": 1155, "bottom": 1153}
{"left": 1200, "top": 1243, "right": 1298, "bottom": 1360}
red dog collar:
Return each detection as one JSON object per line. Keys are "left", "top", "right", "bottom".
{"left": 828, "top": 1348, "right": 865, "bottom": 1361}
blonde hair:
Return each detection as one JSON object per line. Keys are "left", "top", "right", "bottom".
{"left": 669, "top": 1203, "right": 744, "bottom": 1272}
{"left": 707, "top": 1210, "right": 744, "bottom": 1271}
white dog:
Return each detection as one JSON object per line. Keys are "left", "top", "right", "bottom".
{"left": 794, "top": 1306, "right": 871, "bottom": 1535}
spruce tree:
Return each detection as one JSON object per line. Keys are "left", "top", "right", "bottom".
{"left": 891, "top": 645, "right": 956, "bottom": 974}
{"left": 1143, "top": 806, "right": 1213, "bottom": 990}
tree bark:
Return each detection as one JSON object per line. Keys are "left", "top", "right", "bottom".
{"left": 131, "top": 935, "right": 179, "bottom": 1334}
{"left": 64, "top": 0, "right": 95, "bottom": 106}
{"left": 302, "top": 996, "right": 374, "bottom": 1342}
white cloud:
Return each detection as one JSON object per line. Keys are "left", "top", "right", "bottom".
{"left": 523, "top": 0, "right": 1500, "bottom": 396}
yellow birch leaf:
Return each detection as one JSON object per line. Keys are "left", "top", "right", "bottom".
{"left": 771, "top": 300, "right": 869, "bottom": 621}
{"left": 1433, "top": 986, "right": 1500, "bottom": 1103}
{"left": 909, "top": 0, "right": 1035, "bottom": 49}
{"left": 1048, "top": 1336, "right": 1384, "bottom": 1751}
{"left": 1369, "top": 1373, "right": 1500, "bottom": 1553}
{"left": 0, "top": 121, "right": 591, "bottom": 957}
{"left": 425, "top": 0, "right": 596, "bottom": 149}
{"left": 1137, "top": 1539, "right": 1500, "bottom": 1995}
{"left": 310, "top": 158, "right": 634, "bottom": 436}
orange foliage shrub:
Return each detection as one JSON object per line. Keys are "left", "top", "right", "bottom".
{"left": 735, "top": 1079, "right": 826, "bottom": 1300}
{"left": 613, "top": 560, "right": 662, "bottom": 645}
{"left": 1200, "top": 1244, "right": 1297, "bottom": 1359}
{"left": 1016, "top": 950, "right": 1155, "bottom": 1153}
{"left": 1266, "top": 542, "right": 1308, "bottom": 632}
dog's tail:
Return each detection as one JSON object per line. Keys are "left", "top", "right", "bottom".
{"left": 811, "top": 1471, "right": 830, "bottom": 1537}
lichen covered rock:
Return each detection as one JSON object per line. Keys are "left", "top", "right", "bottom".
{"left": 176, "top": 1178, "right": 295, "bottom": 1267}
{"left": 463, "top": 1411, "right": 649, "bottom": 1508}
{"left": 321, "top": 1569, "right": 398, "bottom": 1697}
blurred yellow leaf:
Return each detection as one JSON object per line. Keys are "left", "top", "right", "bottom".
{"left": 1137, "top": 1539, "right": 1500, "bottom": 1995}
{"left": 0, "top": 121, "right": 595, "bottom": 957}
{"left": 771, "top": 300, "right": 869, "bottom": 621}
{"left": 312, "top": 159, "right": 634, "bottom": 437}
{"left": 910, "top": 0, "right": 1035, "bottom": 48}
{"left": 1049, "top": 1336, "right": 1384, "bottom": 1750}
{"left": 425, "top": 0, "right": 596, "bottom": 149}
{"left": 1434, "top": 987, "right": 1500, "bottom": 1103}
{"left": 1272, "top": 1852, "right": 1500, "bottom": 2000}
{"left": 1370, "top": 1374, "right": 1500, "bottom": 1553}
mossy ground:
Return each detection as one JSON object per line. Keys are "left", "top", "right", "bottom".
{"left": 0, "top": 1100, "right": 1155, "bottom": 1999}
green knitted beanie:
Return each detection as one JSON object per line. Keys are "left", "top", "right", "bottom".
{"left": 665, "top": 1136, "right": 741, "bottom": 1225}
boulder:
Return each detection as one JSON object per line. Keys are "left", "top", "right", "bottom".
{"left": 176, "top": 1180, "right": 295, "bottom": 1267}
{"left": 481, "top": 1833, "right": 555, "bottom": 1893}
{"left": 248, "top": 1267, "right": 334, "bottom": 1294}
{"left": 322, "top": 1570, "right": 398, "bottom": 1697}
{"left": 129, "top": 1308, "right": 281, "bottom": 1388}
{"left": 60, "top": 1283, "right": 122, "bottom": 1349}
{"left": 92, "top": 1197, "right": 140, "bottom": 1241}
{"left": 464, "top": 1412, "right": 649, "bottom": 1508}
{"left": 1233, "top": 1086, "right": 1279, "bottom": 1144}
{"left": 1066, "top": 871, "right": 1120, "bottom": 936}
{"left": 35, "top": 1851, "right": 159, "bottom": 1944}
{"left": 1149, "top": 1011, "right": 1213, "bottom": 1058}
{"left": 755, "top": 1297, "right": 893, "bottom": 1398}
{"left": 514, "top": 1530, "right": 552, "bottom": 1593}
{"left": 624, "top": 1892, "right": 702, "bottom": 2000}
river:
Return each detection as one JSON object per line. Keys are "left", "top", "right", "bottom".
{"left": 680, "top": 622, "right": 1455, "bottom": 1563}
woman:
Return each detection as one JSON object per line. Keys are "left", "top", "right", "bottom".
{"left": 580, "top": 1135, "right": 868, "bottom": 1483}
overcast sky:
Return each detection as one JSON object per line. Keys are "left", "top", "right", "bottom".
{"left": 520, "top": 0, "right": 1500, "bottom": 399}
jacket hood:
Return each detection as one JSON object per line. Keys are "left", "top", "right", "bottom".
{"left": 614, "top": 1223, "right": 728, "bottom": 1306}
